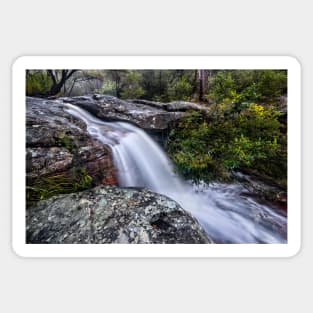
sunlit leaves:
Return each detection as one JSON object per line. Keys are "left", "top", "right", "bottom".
{"left": 166, "top": 103, "right": 286, "bottom": 184}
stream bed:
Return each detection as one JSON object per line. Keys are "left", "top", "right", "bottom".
{"left": 65, "top": 102, "right": 287, "bottom": 244}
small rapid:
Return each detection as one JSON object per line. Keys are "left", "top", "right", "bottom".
{"left": 65, "top": 103, "right": 287, "bottom": 244}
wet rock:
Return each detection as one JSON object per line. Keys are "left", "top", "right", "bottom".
{"left": 129, "top": 99, "right": 208, "bottom": 112}
{"left": 26, "top": 97, "right": 117, "bottom": 206}
{"left": 61, "top": 94, "right": 207, "bottom": 131}
{"left": 232, "top": 171, "right": 287, "bottom": 208}
{"left": 129, "top": 99, "right": 167, "bottom": 110}
{"left": 165, "top": 101, "right": 208, "bottom": 112}
{"left": 26, "top": 186, "right": 212, "bottom": 244}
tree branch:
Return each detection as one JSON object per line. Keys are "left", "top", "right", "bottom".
{"left": 66, "top": 70, "right": 78, "bottom": 80}
{"left": 47, "top": 70, "right": 57, "bottom": 84}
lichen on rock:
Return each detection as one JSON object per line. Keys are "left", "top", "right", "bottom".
{"left": 26, "top": 97, "right": 117, "bottom": 207}
{"left": 26, "top": 186, "right": 211, "bottom": 244}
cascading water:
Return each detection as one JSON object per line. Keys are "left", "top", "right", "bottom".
{"left": 65, "top": 103, "right": 287, "bottom": 244}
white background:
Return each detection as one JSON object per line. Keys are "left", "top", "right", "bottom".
{"left": 1, "top": 0, "right": 312, "bottom": 312}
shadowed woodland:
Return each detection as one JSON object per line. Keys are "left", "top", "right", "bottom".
{"left": 26, "top": 69, "right": 288, "bottom": 244}
{"left": 26, "top": 69, "right": 287, "bottom": 187}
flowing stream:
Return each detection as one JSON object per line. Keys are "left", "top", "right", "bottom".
{"left": 65, "top": 103, "right": 287, "bottom": 244}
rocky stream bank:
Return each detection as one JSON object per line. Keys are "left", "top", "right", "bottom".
{"left": 26, "top": 96, "right": 211, "bottom": 243}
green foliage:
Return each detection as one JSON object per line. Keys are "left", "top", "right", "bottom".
{"left": 235, "top": 70, "right": 287, "bottom": 103}
{"left": 169, "top": 75, "right": 193, "bottom": 101}
{"left": 237, "top": 83, "right": 262, "bottom": 103}
{"left": 59, "top": 133, "right": 77, "bottom": 153}
{"left": 209, "top": 70, "right": 287, "bottom": 104}
{"left": 209, "top": 71, "right": 236, "bottom": 103}
{"left": 100, "top": 80, "right": 118, "bottom": 96}
{"left": 26, "top": 167, "right": 92, "bottom": 207}
{"left": 141, "top": 70, "right": 170, "bottom": 102}
{"left": 140, "top": 70, "right": 196, "bottom": 102}
{"left": 26, "top": 69, "right": 287, "bottom": 106}
{"left": 120, "top": 71, "right": 145, "bottom": 99}
{"left": 26, "top": 71, "right": 52, "bottom": 96}
{"left": 166, "top": 103, "right": 286, "bottom": 184}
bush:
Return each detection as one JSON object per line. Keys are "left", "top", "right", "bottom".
{"left": 169, "top": 75, "right": 193, "bottom": 101}
{"left": 120, "top": 71, "right": 145, "bottom": 99}
{"left": 26, "top": 71, "right": 52, "bottom": 96}
{"left": 208, "top": 70, "right": 287, "bottom": 105}
{"left": 209, "top": 71, "right": 236, "bottom": 103}
{"left": 166, "top": 103, "right": 286, "bottom": 185}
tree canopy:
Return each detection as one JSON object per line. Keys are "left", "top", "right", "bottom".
{"left": 25, "top": 69, "right": 288, "bottom": 191}
{"left": 26, "top": 69, "right": 287, "bottom": 106}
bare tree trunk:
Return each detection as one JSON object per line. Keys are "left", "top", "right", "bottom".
{"left": 198, "top": 69, "right": 207, "bottom": 102}
{"left": 47, "top": 70, "right": 77, "bottom": 96}
{"left": 191, "top": 70, "right": 198, "bottom": 96}
{"left": 206, "top": 70, "right": 212, "bottom": 103}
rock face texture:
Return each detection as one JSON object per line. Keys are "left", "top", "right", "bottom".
{"left": 60, "top": 94, "right": 207, "bottom": 132}
{"left": 26, "top": 96, "right": 212, "bottom": 244}
{"left": 129, "top": 99, "right": 208, "bottom": 112}
{"left": 231, "top": 171, "right": 287, "bottom": 210}
{"left": 26, "top": 186, "right": 211, "bottom": 244}
{"left": 26, "top": 97, "right": 117, "bottom": 207}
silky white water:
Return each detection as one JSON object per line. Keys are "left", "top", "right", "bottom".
{"left": 65, "top": 103, "right": 287, "bottom": 244}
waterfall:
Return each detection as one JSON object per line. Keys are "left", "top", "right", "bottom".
{"left": 65, "top": 103, "right": 287, "bottom": 244}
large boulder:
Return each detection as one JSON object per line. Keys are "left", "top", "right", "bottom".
{"left": 60, "top": 94, "right": 207, "bottom": 131}
{"left": 26, "top": 186, "right": 211, "bottom": 244}
{"left": 26, "top": 97, "right": 117, "bottom": 207}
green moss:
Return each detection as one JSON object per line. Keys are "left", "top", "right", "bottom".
{"left": 26, "top": 167, "right": 92, "bottom": 208}
{"left": 58, "top": 133, "right": 77, "bottom": 153}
